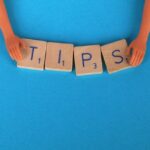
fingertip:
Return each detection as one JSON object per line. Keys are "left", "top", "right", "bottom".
{"left": 9, "top": 49, "right": 15, "bottom": 60}
{"left": 132, "top": 51, "right": 142, "bottom": 67}
{"left": 129, "top": 56, "right": 137, "bottom": 67}
{"left": 13, "top": 50, "right": 18, "bottom": 61}
{"left": 130, "top": 61, "right": 137, "bottom": 67}
{"left": 138, "top": 54, "right": 145, "bottom": 66}
{"left": 16, "top": 47, "right": 23, "bottom": 61}
{"left": 136, "top": 54, "right": 142, "bottom": 67}
{"left": 12, "top": 47, "right": 20, "bottom": 61}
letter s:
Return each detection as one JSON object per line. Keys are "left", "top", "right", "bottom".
{"left": 112, "top": 50, "right": 124, "bottom": 64}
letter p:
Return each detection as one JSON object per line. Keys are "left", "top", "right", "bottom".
{"left": 82, "top": 53, "right": 92, "bottom": 67}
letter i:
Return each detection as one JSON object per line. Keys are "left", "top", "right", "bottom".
{"left": 58, "top": 49, "right": 64, "bottom": 66}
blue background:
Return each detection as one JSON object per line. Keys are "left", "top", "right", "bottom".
{"left": 0, "top": 0, "right": 150, "bottom": 150}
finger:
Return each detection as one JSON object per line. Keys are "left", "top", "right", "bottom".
{"left": 10, "top": 48, "right": 17, "bottom": 60}
{"left": 138, "top": 53, "right": 145, "bottom": 66}
{"left": 20, "top": 41, "right": 27, "bottom": 58}
{"left": 20, "top": 40, "right": 27, "bottom": 49}
{"left": 11, "top": 47, "right": 18, "bottom": 61}
{"left": 7, "top": 46, "right": 14, "bottom": 60}
{"left": 133, "top": 52, "right": 141, "bottom": 66}
{"left": 14, "top": 46, "right": 23, "bottom": 61}
{"left": 9, "top": 49, "right": 15, "bottom": 60}
{"left": 129, "top": 49, "right": 137, "bottom": 66}
{"left": 136, "top": 54, "right": 143, "bottom": 66}
{"left": 16, "top": 45, "right": 23, "bottom": 60}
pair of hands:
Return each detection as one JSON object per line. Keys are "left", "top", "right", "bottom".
{"left": 5, "top": 35, "right": 146, "bottom": 67}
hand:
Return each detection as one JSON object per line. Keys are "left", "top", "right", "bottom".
{"left": 126, "top": 37, "right": 147, "bottom": 67}
{"left": 5, "top": 35, "right": 26, "bottom": 61}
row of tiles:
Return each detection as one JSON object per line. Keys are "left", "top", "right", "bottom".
{"left": 17, "top": 39, "right": 131, "bottom": 76}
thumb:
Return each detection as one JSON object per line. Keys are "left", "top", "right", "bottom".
{"left": 20, "top": 40, "right": 27, "bottom": 50}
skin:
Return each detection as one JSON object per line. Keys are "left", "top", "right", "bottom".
{"left": 126, "top": 0, "right": 150, "bottom": 67}
{"left": 0, "top": 0, "right": 26, "bottom": 61}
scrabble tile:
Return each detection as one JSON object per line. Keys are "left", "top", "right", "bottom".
{"left": 17, "top": 39, "right": 47, "bottom": 70}
{"left": 101, "top": 39, "right": 130, "bottom": 74}
{"left": 45, "top": 42, "right": 74, "bottom": 72}
{"left": 74, "top": 45, "right": 103, "bottom": 76}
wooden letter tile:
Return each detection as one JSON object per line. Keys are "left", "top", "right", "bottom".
{"left": 17, "top": 39, "right": 47, "bottom": 70}
{"left": 74, "top": 45, "right": 103, "bottom": 76}
{"left": 45, "top": 42, "right": 74, "bottom": 72}
{"left": 101, "top": 39, "right": 130, "bottom": 74}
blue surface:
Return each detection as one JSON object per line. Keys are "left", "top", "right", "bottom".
{"left": 0, "top": 0, "right": 150, "bottom": 150}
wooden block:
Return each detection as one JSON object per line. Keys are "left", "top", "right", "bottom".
{"left": 74, "top": 45, "right": 103, "bottom": 76}
{"left": 45, "top": 42, "right": 74, "bottom": 72}
{"left": 17, "top": 39, "right": 47, "bottom": 70}
{"left": 101, "top": 39, "right": 130, "bottom": 74}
